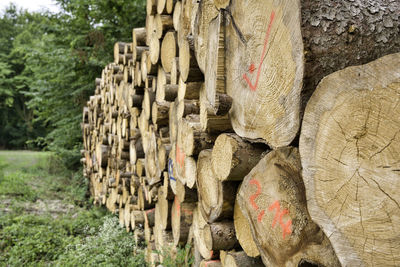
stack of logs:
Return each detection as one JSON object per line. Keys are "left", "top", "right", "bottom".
{"left": 81, "top": 0, "right": 400, "bottom": 266}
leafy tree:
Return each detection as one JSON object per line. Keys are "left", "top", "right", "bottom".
{"left": 0, "top": 0, "right": 146, "bottom": 168}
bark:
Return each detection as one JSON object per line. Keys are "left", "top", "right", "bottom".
{"left": 223, "top": 251, "right": 264, "bottom": 267}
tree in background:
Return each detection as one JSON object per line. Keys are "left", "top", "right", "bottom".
{"left": 0, "top": 0, "right": 146, "bottom": 168}
{"left": 0, "top": 5, "right": 49, "bottom": 149}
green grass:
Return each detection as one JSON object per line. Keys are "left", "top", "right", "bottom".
{"left": 0, "top": 151, "right": 193, "bottom": 266}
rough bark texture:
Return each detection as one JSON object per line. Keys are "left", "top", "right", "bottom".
{"left": 300, "top": 0, "right": 400, "bottom": 113}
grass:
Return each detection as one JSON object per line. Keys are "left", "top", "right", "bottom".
{"left": 0, "top": 151, "right": 193, "bottom": 266}
{"left": 0, "top": 151, "right": 146, "bottom": 266}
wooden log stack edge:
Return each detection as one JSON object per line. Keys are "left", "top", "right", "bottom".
{"left": 81, "top": 0, "right": 400, "bottom": 266}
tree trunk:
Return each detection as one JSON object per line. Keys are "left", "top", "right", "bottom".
{"left": 300, "top": 53, "right": 400, "bottom": 267}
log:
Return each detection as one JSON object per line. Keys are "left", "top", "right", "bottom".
{"left": 114, "top": 42, "right": 126, "bottom": 64}
{"left": 193, "top": 0, "right": 219, "bottom": 73}
{"left": 300, "top": 53, "right": 400, "bottom": 267}
{"left": 237, "top": 147, "right": 340, "bottom": 267}
{"left": 173, "top": 1, "right": 182, "bottom": 31}
{"left": 203, "top": 221, "right": 238, "bottom": 251}
{"left": 177, "top": 79, "right": 202, "bottom": 101}
{"left": 225, "top": 0, "right": 400, "bottom": 148}
{"left": 157, "top": 189, "right": 173, "bottom": 230}
{"left": 213, "top": 0, "right": 230, "bottom": 10}
{"left": 171, "top": 196, "right": 196, "bottom": 245}
{"left": 233, "top": 198, "right": 260, "bottom": 257}
{"left": 152, "top": 100, "right": 170, "bottom": 126}
{"left": 157, "top": 0, "right": 168, "bottom": 15}
{"left": 223, "top": 251, "right": 264, "bottom": 267}
{"left": 193, "top": 206, "right": 214, "bottom": 260}
{"left": 155, "top": 14, "right": 174, "bottom": 39}
{"left": 197, "top": 149, "right": 238, "bottom": 222}
{"left": 132, "top": 27, "right": 147, "bottom": 47}
{"left": 156, "top": 65, "right": 172, "bottom": 101}
{"left": 225, "top": 0, "right": 303, "bottom": 148}
{"left": 205, "top": 11, "right": 226, "bottom": 110}
{"left": 170, "top": 57, "right": 180, "bottom": 85}
{"left": 161, "top": 31, "right": 178, "bottom": 73}
{"left": 211, "top": 133, "right": 267, "bottom": 181}
{"left": 149, "top": 32, "right": 160, "bottom": 64}
{"left": 179, "top": 39, "right": 204, "bottom": 82}
{"left": 143, "top": 88, "right": 156, "bottom": 121}
{"left": 146, "top": 0, "right": 157, "bottom": 15}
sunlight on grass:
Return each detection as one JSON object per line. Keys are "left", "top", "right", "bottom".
{"left": 0, "top": 150, "right": 52, "bottom": 175}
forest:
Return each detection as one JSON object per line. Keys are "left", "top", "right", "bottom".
{"left": 2, "top": 0, "right": 400, "bottom": 266}
{"left": 0, "top": 0, "right": 146, "bottom": 168}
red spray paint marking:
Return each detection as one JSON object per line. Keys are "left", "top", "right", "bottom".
{"left": 175, "top": 196, "right": 193, "bottom": 216}
{"left": 182, "top": 208, "right": 193, "bottom": 216}
{"left": 243, "top": 11, "right": 275, "bottom": 91}
{"left": 205, "top": 260, "right": 220, "bottom": 266}
{"left": 248, "top": 179, "right": 265, "bottom": 222}
{"left": 268, "top": 200, "right": 292, "bottom": 239}
{"left": 146, "top": 208, "right": 155, "bottom": 214}
{"left": 175, "top": 197, "right": 181, "bottom": 216}
{"left": 257, "top": 209, "right": 265, "bottom": 223}
{"left": 249, "top": 179, "right": 261, "bottom": 210}
{"left": 176, "top": 144, "right": 185, "bottom": 168}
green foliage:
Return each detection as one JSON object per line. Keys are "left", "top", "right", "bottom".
{"left": 0, "top": 1, "right": 146, "bottom": 167}
{"left": 0, "top": 151, "right": 146, "bottom": 266}
{"left": 158, "top": 244, "right": 194, "bottom": 267}
{"left": 56, "top": 216, "right": 146, "bottom": 266}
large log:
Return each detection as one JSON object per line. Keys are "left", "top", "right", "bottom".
{"left": 225, "top": 0, "right": 400, "bottom": 148}
{"left": 300, "top": 53, "right": 400, "bottom": 267}
{"left": 237, "top": 147, "right": 340, "bottom": 267}
{"left": 225, "top": 0, "right": 303, "bottom": 148}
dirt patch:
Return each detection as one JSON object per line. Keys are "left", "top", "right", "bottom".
{"left": 0, "top": 198, "right": 78, "bottom": 218}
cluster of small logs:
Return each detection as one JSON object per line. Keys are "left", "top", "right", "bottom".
{"left": 81, "top": 0, "right": 400, "bottom": 266}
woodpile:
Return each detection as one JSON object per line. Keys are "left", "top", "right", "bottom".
{"left": 81, "top": 0, "right": 400, "bottom": 266}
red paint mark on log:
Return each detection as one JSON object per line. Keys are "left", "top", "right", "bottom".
{"left": 176, "top": 144, "right": 185, "bottom": 168}
{"left": 257, "top": 209, "right": 265, "bottom": 222}
{"left": 146, "top": 208, "right": 155, "bottom": 214}
{"left": 175, "top": 196, "right": 181, "bottom": 216}
{"left": 249, "top": 179, "right": 261, "bottom": 210}
{"left": 205, "top": 260, "right": 220, "bottom": 267}
{"left": 249, "top": 178, "right": 266, "bottom": 223}
{"left": 242, "top": 11, "right": 275, "bottom": 91}
{"left": 268, "top": 200, "right": 292, "bottom": 239}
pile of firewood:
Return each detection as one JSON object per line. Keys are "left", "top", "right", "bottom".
{"left": 81, "top": 0, "right": 400, "bottom": 266}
